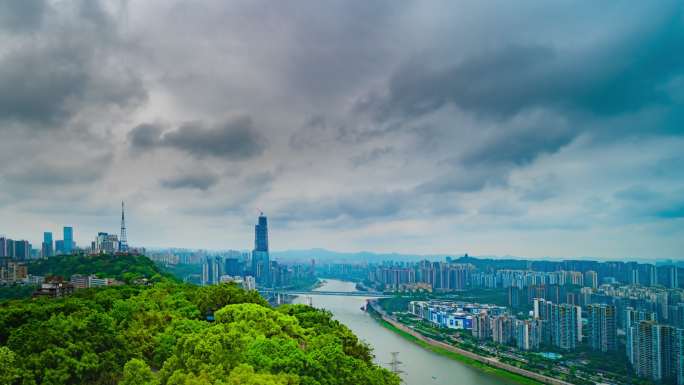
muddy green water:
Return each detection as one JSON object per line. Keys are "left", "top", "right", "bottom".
{"left": 294, "top": 279, "right": 508, "bottom": 385}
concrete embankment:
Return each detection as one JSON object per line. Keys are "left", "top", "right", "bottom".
{"left": 368, "top": 301, "right": 572, "bottom": 385}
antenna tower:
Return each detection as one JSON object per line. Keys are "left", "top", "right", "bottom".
{"left": 119, "top": 201, "right": 128, "bottom": 253}
{"left": 387, "top": 352, "right": 404, "bottom": 377}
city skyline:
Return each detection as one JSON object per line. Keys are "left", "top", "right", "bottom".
{"left": 1, "top": 1, "right": 683, "bottom": 259}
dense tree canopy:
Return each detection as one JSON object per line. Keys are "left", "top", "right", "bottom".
{"left": 0, "top": 278, "right": 399, "bottom": 385}
{"left": 26, "top": 254, "right": 170, "bottom": 283}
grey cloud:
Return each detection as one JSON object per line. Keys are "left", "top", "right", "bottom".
{"left": 0, "top": 0, "right": 46, "bottom": 32}
{"left": 614, "top": 185, "right": 662, "bottom": 202}
{"left": 416, "top": 165, "right": 508, "bottom": 194}
{"left": 162, "top": 118, "right": 265, "bottom": 160}
{"left": 2, "top": 152, "right": 113, "bottom": 187}
{"left": 128, "top": 123, "right": 165, "bottom": 150}
{"left": 272, "top": 187, "right": 468, "bottom": 228}
{"left": 478, "top": 201, "right": 526, "bottom": 217}
{"left": 0, "top": 1, "right": 146, "bottom": 128}
{"left": 2, "top": 1, "right": 684, "bottom": 257}
{"left": 274, "top": 190, "right": 409, "bottom": 223}
{"left": 350, "top": 147, "right": 394, "bottom": 168}
{"left": 655, "top": 203, "right": 684, "bottom": 219}
{"left": 128, "top": 117, "right": 266, "bottom": 160}
{"left": 612, "top": 186, "right": 684, "bottom": 222}
{"left": 244, "top": 172, "right": 275, "bottom": 191}
{"left": 160, "top": 173, "right": 219, "bottom": 191}
{"left": 176, "top": 171, "right": 275, "bottom": 217}
{"left": 518, "top": 176, "right": 560, "bottom": 202}
{"left": 460, "top": 116, "right": 574, "bottom": 167}
{"left": 361, "top": 9, "right": 684, "bottom": 121}
{"left": 289, "top": 116, "right": 334, "bottom": 149}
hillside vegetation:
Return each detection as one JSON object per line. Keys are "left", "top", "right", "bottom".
{"left": 0, "top": 256, "right": 399, "bottom": 385}
{"left": 27, "top": 254, "right": 169, "bottom": 283}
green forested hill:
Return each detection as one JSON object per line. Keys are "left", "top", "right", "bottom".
{"left": 0, "top": 280, "right": 399, "bottom": 385}
{"left": 27, "top": 254, "right": 170, "bottom": 283}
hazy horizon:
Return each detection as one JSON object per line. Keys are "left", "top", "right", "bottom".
{"left": 1, "top": 1, "right": 683, "bottom": 260}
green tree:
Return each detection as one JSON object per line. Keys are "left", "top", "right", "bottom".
{"left": 0, "top": 347, "right": 21, "bottom": 385}
{"left": 120, "top": 359, "right": 158, "bottom": 385}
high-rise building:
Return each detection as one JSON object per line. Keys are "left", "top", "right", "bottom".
{"left": 644, "top": 264, "right": 658, "bottom": 287}
{"left": 13, "top": 240, "right": 31, "bottom": 260}
{"left": 627, "top": 320, "right": 684, "bottom": 383}
{"left": 55, "top": 240, "right": 65, "bottom": 255}
{"left": 584, "top": 270, "right": 598, "bottom": 289}
{"left": 629, "top": 264, "right": 640, "bottom": 285}
{"left": 551, "top": 303, "right": 581, "bottom": 350}
{"left": 668, "top": 303, "right": 684, "bottom": 329}
{"left": 626, "top": 308, "right": 657, "bottom": 364}
{"left": 6, "top": 239, "right": 15, "bottom": 258}
{"left": 224, "top": 258, "right": 241, "bottom": 277}
{"left": 202, "top": 256, "right": 222, "bottom": 285}
{"left": 202, "top": 258, "right": 212, "bottom": 286}
{"left": 0, "top": 237, "right": 7, "bottom": 258}
{"left": 94, "top": 232, "right": 119, "bottom": 254}
{"left": 243, "top": 275, "right": 256, "bottom": 291}
{"left": 632, "top": 321, "right": 663, "bottom": 381}
{"left": 676, "top": 329, "right": 684, "bottom": 385}
{"left": 63, "top": 226, "right": 74, "bottom": 254}
{"left": 252, "top": 213, "right": 270, "bottom": 287}
{"left": 255, "top": 212, "right": 268, "bottom": 252}
{"left": 515, "top": 319, "right": 542, "bottom": 351}
{"left": 491, "top": 315, "right": 514, "bottom": 345}
{"left": 659, "top": 265, "right": 679, "bottom": 289}
{"left": 661, "top": 325, "right": 679, "bottom": 384}
{"left": 587, "top": 304, "right": 617, "bottom": 352}
{"left": 535, "top": 298, "right": 580, "bottom": 350}
{"left": 42, "top": 232, "right": 53, "bottom": 257}
{"left": 472, "top": 313, "right": 491, "bottom": 340}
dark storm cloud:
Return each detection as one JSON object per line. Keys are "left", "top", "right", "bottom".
{"left": 656, "top": 204, "right": 684, "bottom": 219}
{"left": 130, "top": 117, "right": 266, "bottom": 160}
{"left": 3, "top": 0, "right": 684, "bottom": 256}
{"left": 361, "top": 8, "right": 684, "bottom": 122}
{"left": 460, "top": 115, "right": 574, "bottom": 167}
{"left": 0, "top": 0, "right": 146, "bottom": 128}
{"left": 160, "top": 173, "right": 219, "bottom": 191}
{"left": 162, "top": 117, "right": 266, "bottom": 159}
{"left": 128, "top": 123, "right": 165, "bottom": 150}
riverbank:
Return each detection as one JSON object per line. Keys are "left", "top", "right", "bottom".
{"left": 367, "top": 302, "right": 572, "bottom": 385}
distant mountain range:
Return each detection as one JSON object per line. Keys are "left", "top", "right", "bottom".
{"left": 146, "top": 246, "right": 678, "bottom": 265}
{"left": 271, "top": 248, "right": 464, "bottom": 263}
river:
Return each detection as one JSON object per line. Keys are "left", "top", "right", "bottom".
{"left": 293, "top": 279, "right": 507, "bottom": 385}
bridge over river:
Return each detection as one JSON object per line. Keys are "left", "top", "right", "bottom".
{"left": 259, "top": 290, "right": 391, "bottom": 298}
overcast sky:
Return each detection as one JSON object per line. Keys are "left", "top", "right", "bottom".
{"left": 1, "top": 0, "right": 683, "bottom": 260}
